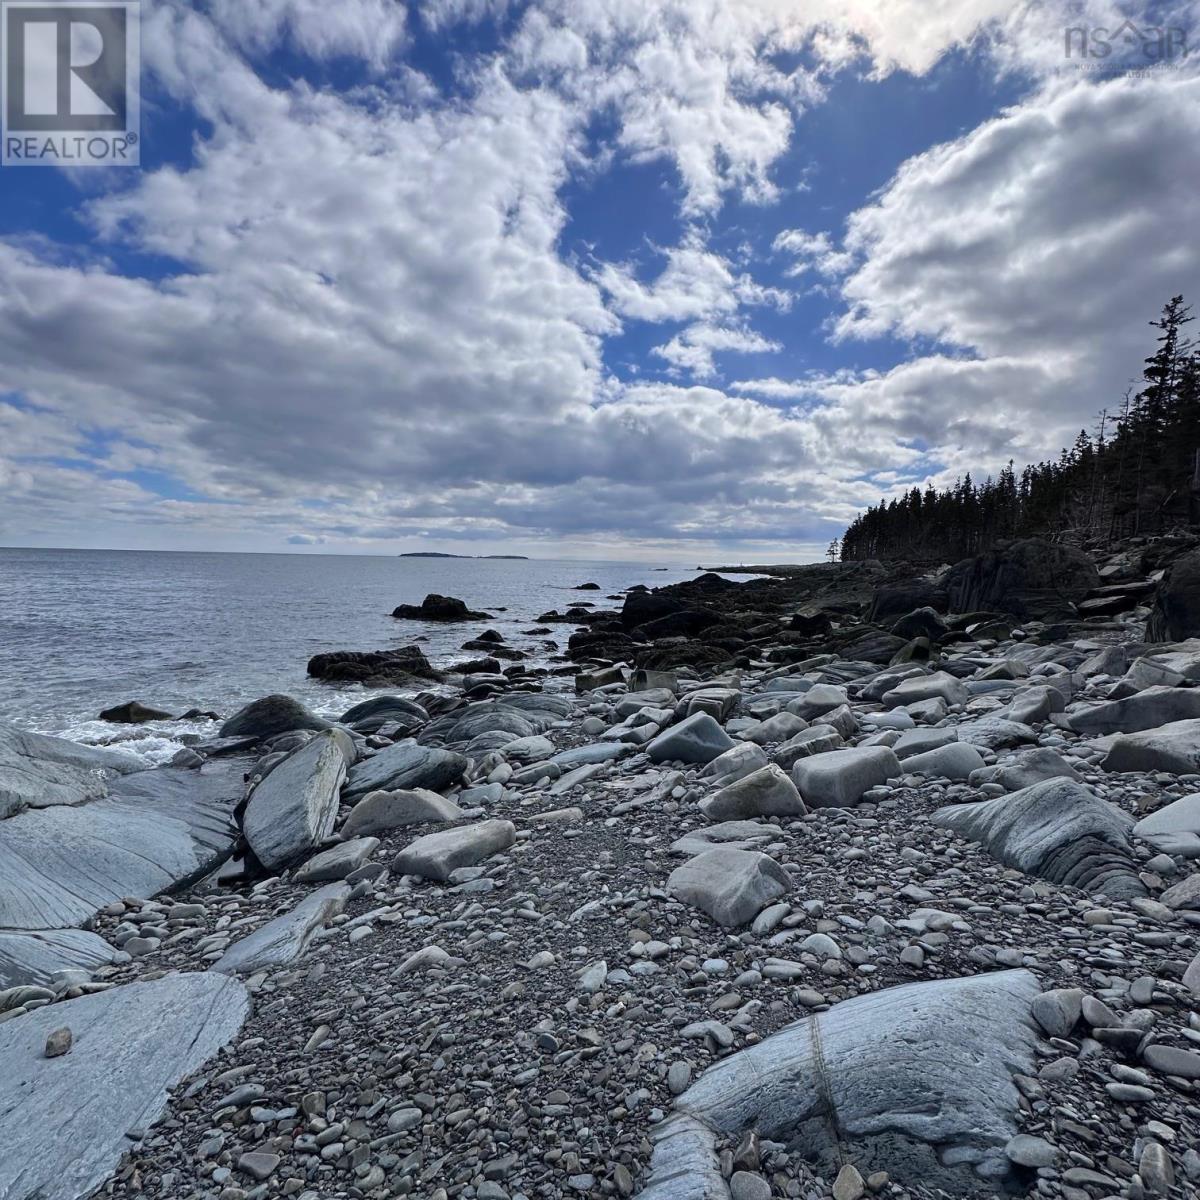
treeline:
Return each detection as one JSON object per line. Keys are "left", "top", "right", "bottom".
{"left": 840, "top": 296, "right": 1200, "bottom": 563}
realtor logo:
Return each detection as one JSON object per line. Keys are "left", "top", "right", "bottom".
{"left": 2, "top": 1, "right": 139, "bottom": 166}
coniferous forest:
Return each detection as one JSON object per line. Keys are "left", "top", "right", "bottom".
{"left": 840, "top": 297, "right": 1200, "bottom": 563}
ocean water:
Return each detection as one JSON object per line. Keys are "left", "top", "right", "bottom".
{"left": 0, "top": 549, "right": 697, "bottom": 764}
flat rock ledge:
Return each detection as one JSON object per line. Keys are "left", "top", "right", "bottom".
{"left": 212, "top": 883, "right": 351, "bottom": 976}
{"left": 644, "top": 971, "right": 1040, "bottom": 1197}
{"left": 0, "top": 971, "right": 250, "bottom": 1200}
{"left": 934, "top": 778, "right": 1146, "bottom": 899}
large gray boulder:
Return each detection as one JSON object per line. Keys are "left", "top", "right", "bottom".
{"left": 792, "top": 746, "right": 902, "bottom": 808}
{"left": 295, "top": 837, "right": 380, "bottom": 882}
{"left": 973, "top": 747, "right": 1082, "bottom": 792}
{"left": 954, "top": 715, "right": 1037, "bottom": 750}
{"left": 667, "top": 847, "right": 789, "bottom": 927}
{"left": 0, "top": 972, "right": 250, "bottom": 1200}
{"left": 668, "top": 971, "right": 1040, "bottom": 1193}
{"left": 934, "top": 779, "right": 1144, "bottom": 898}
{"left": 1133, "top": 794, "right": 1200, "bottom": 857}
{"left": 338, "top": 695, "right": 429, "bottom": 735}
{"left": 219, "top": 694, "right": 331, "bottom": 739}
{"left": 1101, "top": 719, "right": 1200, "bottom": 774}
{"left": 0, "top": 762, "right": 242, "bottom": 930}
{"left": 0, "top": 928, "right": 118, "bottom": 989}
{"left": 900, "top": 742, "right": 985, "bottom": 780}
{"left": 648, "top": 714, "right": 736, "bottom": 765}
{"left": 945, "top": 538, "right": 1099, "bottom": 618}
{"left": 345, "top": 740, "right": 467, "bottom": 799}
{"left": 881, "top": 672, "right": 967, "bottom": 709}
{"left": 0, "top": 723, "right": 140, "bottom": 819}
{"left": 699, "top": 765, "right": 806, "bottom": 821}
{"left": 243, "top": 731, "right": 351, "bottom": 870}
{"left": 393, "top": 819, "right": 516, "bottom": 881}
{"left": 341, "top": 789, "right": 464, "bottom": 838}
{"left": 772, "top": 725, "right": 843, "bottom": 769}
{"left": 212, "top": 883, "right": 350, "bottom": 975}
{"left": 1069, "top": 686, "right": 1200, "bottom": 736}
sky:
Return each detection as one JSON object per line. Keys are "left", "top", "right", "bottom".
{"left": 0, "top": 0, "right": 1198, "bottom": 562}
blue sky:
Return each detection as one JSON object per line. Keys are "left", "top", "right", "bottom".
{"left": 0, "top": 0, "right": 1197, "bottom": 560}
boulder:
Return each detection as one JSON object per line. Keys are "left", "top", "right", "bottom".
{"left": 671, "top": 972, "right": 1040, "bottom": 1193}
{"left": 1161, "top": 873, "right": 1200, "bottom": 909}
{"left": 954, "top": 716, "right": 1038, "bottom": 750}
{"left": 550, "top": 743, "right": 634, "bottom": 769}
{"left": 788, "top": 684, "right": 849, "bottom": 721}
{"left": 1102, "top": 719, "right": 1200, "bottom": 774}
{"left": 669, "top": 821, "right": 784, "bottom": 858}
{"left": 338, "top": 695, "right": 429, "bottom": 735}
{"left": 341, "top": 789, "right": 464, "bottom": 838}
{"left": 0, "top": 928, "right": 118, "bottom": 989}
{"left": 1006, "top": 685, "right": 1065, "bottom": 725}
{"left": 699, "top": 743, "right": 770, "bottom": 785}
{"left": 392, "top": 593, "right": 492, "bottom": 621}
{"left": 891, "top": 607, "right": 949, "bottom": 642}
{"left": 792, "top": 747, "right": 902, "bottom": 808}
{"left": 97, "top": 701, "right": 175, "bottom": 724}
{"left": 243, "top": 731, "right": 351, "bottom": 870}
{"left": 738, "top": 712, "right": 809, "bottom": 746}
{"left": 900, "top": 742, "right": 985, "bottom": 781}
{"left": 944, "top": 538, "right": 1099, "bottom": 619}
{"left": 1146, "top": 548, "right": 1200, "bottom": 642}
{"left": 934, "top": 779, "right": 1144, "bottom": 898}
{"left": 881, "top": 672, "right": 967, "bottom": 709}
{"left": 1133, "top": 794, "right": 1200, "bottom": 857}
{"left": 893, "top": 728, "right": 957, "bottom": 760}
{"left": 0, "top": 972, "right": 250, "bottom": 1200}
{"left": 773, "top": 725, "right": 844, "bottom": 769}
{"left": 868, "top": 582, "right": 948, "bottom": 623}
{"left": 295, "top": 837, "right": 380, "bottom": 882}
{"left": 393, "top": 819, "right": 516, "bottom": 881}
{"left": 308, "top": 647, "right": 439, "bottom": 686}
{"left": 978, "top": 747, "right": 1082, "bottom": 792}
{"left": 0, "top": 722, "right": 140, "bottom": 818}
{"left": 213, "top": 883, "right": 350, "bottom": 975}
{"left": 0, "top": 761, "right": 243, "bottom": 930}
{"left": 648, "top": 714, "right": 736, "bottom": 765}
{"left": 344, "top": 740, "right": 467, "bottom": 799}
{"left": 700, "top": 765, "right": 806, "bottom": 821}
{"left": 219, "top": 694, "right": 331, "bottom": 740}
{"left": 1069, "top": 686, "right": 1200, "bottom": 736}
{"left": 667, "top": 847, "right": 790, "bottom": 928}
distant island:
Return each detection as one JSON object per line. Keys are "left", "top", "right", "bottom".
{"left": 399, "top": 552, "right": 530, "bottom": 560}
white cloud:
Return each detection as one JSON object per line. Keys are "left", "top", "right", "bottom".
{"left": 653, "top": 324, "right": 782, "bottom": 379}
{"left": 773, "top": 229, "right": 855, "bottom": 278}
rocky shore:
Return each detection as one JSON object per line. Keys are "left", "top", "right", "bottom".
{"left": 3, "top": 538, "right": 1200, "bottom": 1200}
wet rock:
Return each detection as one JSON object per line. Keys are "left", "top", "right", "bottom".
{"left": 307, "top": 647, "right": 439, "bottom": 686}
{"left": 344, "top": 740, "right": 467, "bottom": 799}
{"left": 219, "top": 694, "right": 331, "bottom": 739}
{"left": 393, "top": 593, "right": 492, "bottom": 621}
{"left": 338, "top": 695, "right": 429, "bottom": 735}
{"left": 98, "top": 701, "right": 175, "bottom": 724}
{"left": 0, "top": 722, "right": 139, "bottom": 817}
{"left": 243, "top": 731, "right": 351, "bottom": 870}
{"left": 0, "top": 928, "right": 119, "bottom": 990}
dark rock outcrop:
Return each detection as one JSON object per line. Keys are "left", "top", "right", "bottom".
{"left": 944, "top": 538, "right": 1100, "bottom": 619}
{"left": 1146, "top": 548, "right": 1200, "bottom": 642}
{"left": 338, "top": 695, "right": 429, "bottom": 735}
{"left": 307, "top": 647, "right": 440, "bottom": 686}
{"left": 97, "top": 701, "right": 175, "bottom": 724}
{"left": 220, "top": 695, "right": 331, "bottom": 740}
{"left": 392, "top": 594, "right": 492, "bottom": 621}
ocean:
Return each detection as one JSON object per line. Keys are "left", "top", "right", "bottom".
{"left": 0, "top": 548, "right": 701, "bottom": 765}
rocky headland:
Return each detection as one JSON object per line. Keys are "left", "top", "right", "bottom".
{"left": 3, "top": 536, "right": 1200, "bottom": 1200}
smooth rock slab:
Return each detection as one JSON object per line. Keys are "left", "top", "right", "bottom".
{"left": 667, "top": 847, "right": 789, "bottom": 927}
{"left": 792, "top": 746, "right": 902, "bottom": 808}
{"left": 1069, "top": 687, "right": 1200, "bottom": 736}
{"left": 0, "top": 722, "right": 140, "bottom": 818}
{"left": 700, "top": 765, "right": 806, "bottom": 821}
{"left": 243, "top": 731, "right": 350, "bottom": 870}
{"left": 934, "top": 779, "right": 1144, "bottom": 899}
{"left": 1103, "top": 720, "right": 1200, "bottom": 775}
{"left": 393, "top": 819, "right": 516, "bottom": 882}
{"left": 671, "top": 971, "right": 1040, "bottom": 1193}
{"left": 648, "top": 714, "right": 736, "bottom": 765}
{"left": 0, "top": 972, "right": 250, "bottom": 1200}
{"left": 341, "top": 788, "right": 464, "bottom": 838}
{"left": 0, "top": 928, "right": 119, "bottom": 989}
{"left": 881, "top": 672, "right": 968, "bottom": 709}
{"left": 212, "top": 883, "right": 350, "bottom": 975}
{"left": 1134, "top": 794, "right": 1200, "bottom": 857}
{"left": 345, "top": 740, "right": 467, "bottom": 799}
{"left": 0, "top": 762, "right": 242, "bottom": 930}
{"left": 294, "top": 837, "right": 380, "bottom": 883}
{"left": 900, "top": 742, "right": 985, "bottom": 781}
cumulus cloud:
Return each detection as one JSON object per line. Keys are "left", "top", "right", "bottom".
{"left": 0, "top": 0, "right": 1194, "bottom": 558}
